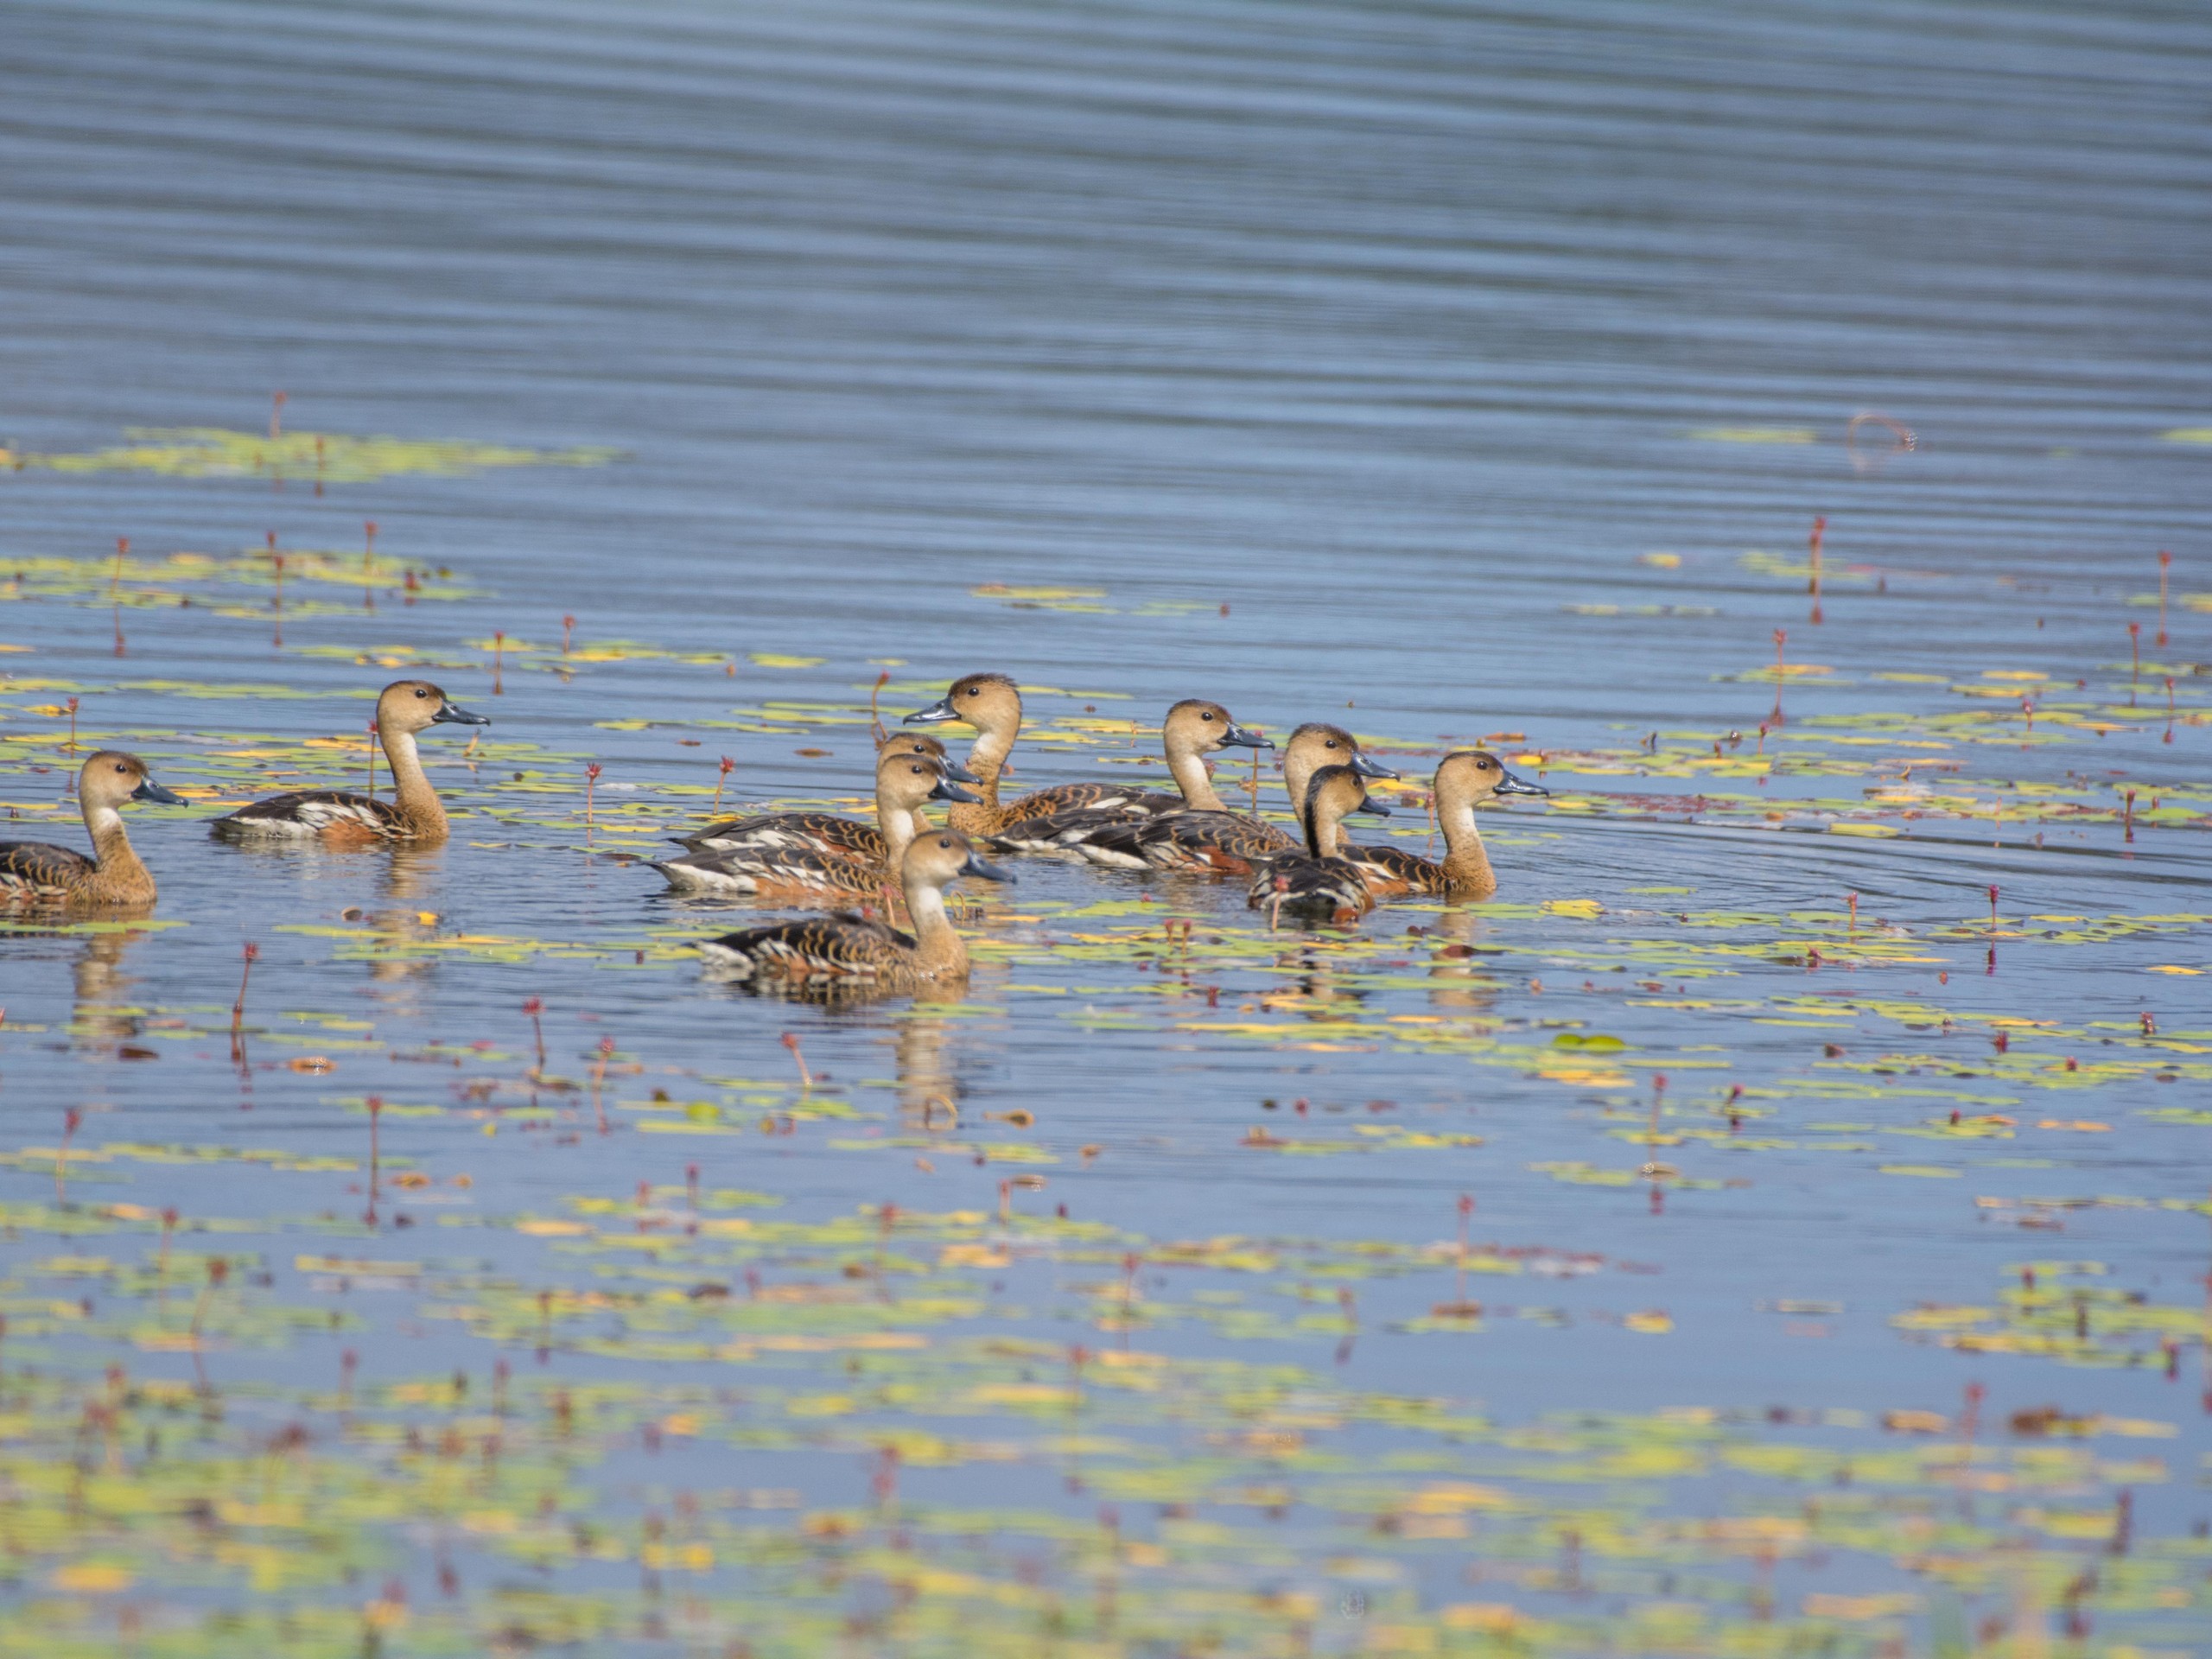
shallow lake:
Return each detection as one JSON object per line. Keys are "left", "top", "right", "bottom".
{"left": 1, "top": 2, "right": 2209, "bottom": 1653}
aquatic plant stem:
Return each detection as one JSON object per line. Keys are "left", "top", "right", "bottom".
{"left": 562, "top": 613, "right": 575, "bottom": 655}
{"left": 869, "top": 670, "right": 890, "bottom": 742}
{"left": 1770, "top": 630, "right": 1787, "bottom": 726}
{"left": 56, "top": 1107, "right": 80, "bottom": 1205}
{"left": 780, "top": 1031, "right": 812, "bottom": 1090}
{"left": 2130, "top": 622, "right": 2140, "bottom": 705}
{"left": 524, "top": 997, "right": 546, "bottom": 1077}
{"left": 231, "top": 942, "right": 257, "bottom": 1057}
{"left": 584, "top": 762, "right": 601, "bottom": 843}
{"left": 270, "top": 390, "right": 285, "bottom": 440}
{"left": 2157, "top": 549, "right": 2171, "bottom": 647}
{"left": 713, "top": 756, "right": 733, "bottom": 815}
{"left": 493, "top": 631, "right": 504, "bottom": 695}
{"left": 1808, "top": 514, "right": 1824, "bottom": 624}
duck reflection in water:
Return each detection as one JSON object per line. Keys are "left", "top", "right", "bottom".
{"left": 69, "top": 925, "right": 152, "bottom": 1051}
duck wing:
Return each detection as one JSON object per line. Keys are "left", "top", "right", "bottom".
{"left": 212, "top": 791, "right": 405, "bottom": 838}
{"left": 1077, "top": 810, "right": 1295, "bottom": 873}
{"left": 677, "top": 810, "right": 881, "bottom": 859}
{"left": 0, "top": 840, "right": 96, "bottom": 896}
{"left": 653, "top": 844, "right": 883, "bottom": 898}
{"left": 1247, "top": 855, "right": 1375, "bottom": 918}
{"left": 696, "top": 911, "right": 915, "bottom": 979}
{"left": 1338, "top": 840, "right": 1444, "bottom": 894}
{"left": 986, "top": 791, "right": 1185, "bottom": 854}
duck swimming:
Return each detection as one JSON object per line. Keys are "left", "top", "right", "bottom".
{"left": 211, "top": 680, "right": 489, "bottom": 843}
{"left": 1246, "top": 764, "right": 1389, "bottom": 923}
{"left": 652, "top": 750, "right": 981, "bottom": 896}
{"left": 906, "top": 673, "right": 1237, "bottom": 836}
{"left": 1074, "top": 721, "right": 1397, "bottom": 874}
{"left": 677, "top": 735, "right": 978, "bottom": 860}
{"left": 986, "top": 698, "right": 1273, "bottom": 854}
{"left": 0, "top": 751, "right": 184, "bottom": 906}
{"left": 697, "top": 830, "right": 1013, "bottom": 987}
{"left": 1341, "top": 750, "right": 1548, "bottom": 899}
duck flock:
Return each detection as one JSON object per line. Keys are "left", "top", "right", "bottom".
{"left": 0, "top": 671, "right": 1547, "bottom": 993}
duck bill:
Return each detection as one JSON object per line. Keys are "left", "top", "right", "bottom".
{"left": 433, "top": 702, "right": 492, "bottom": 727}
{"left": 1220, "top": 723, "right": 1274, "bottom": 751}
{"left": 1494, "top": 769, "right": 1550, "bottom": 798}
{"left": 937, "top": 756, "right": 982, "bottom": 783}
{"left": 132, "top": 779, "right": 186, "bottom": 805}
{"left": 903, "top": 696, "right": 960, "bottom": 726}
{"left": 960, "top": 852, "right": 1015, "bottom": 884}
{"left": 1351, "top": 797, "right": 1393, "bottom": 817}
{"left": 1351, "top": 752, "right": 1400, "bottom": 781}
{"left": 931, "top": 778, "right": 984, "bottom": 804}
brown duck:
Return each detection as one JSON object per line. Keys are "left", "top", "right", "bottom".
{"left": 697, "top": 830, "right": 1013, "bottom": 988}
{"left": 985, "top": 698, "right": 1273, "bottom": 853}
{"left": 1341, "top": 750, "right": 1548, "bottom": 899}
{"left": 1074, "top": 721, "right": 1397, "bottom": 874}
{"left": 211, "top": 679, "right": 488, "bottom": 843}
{"left": 653, "top": 750, "right": 981, "bottom": 896}
{"left": 1246, "top": 765, "right": 1389, "bottom": 923}
{"left": 0, "top": 751, "right": 184, "bottom": 906}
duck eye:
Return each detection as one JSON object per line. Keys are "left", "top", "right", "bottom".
{"left": 1200, "top": 710, "right": 1214, "bottom": 721}
{"left": 414, "top": 687, "right": 429, "bottom": 699}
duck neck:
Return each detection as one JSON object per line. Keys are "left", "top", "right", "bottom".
{"left": 1438, "top": 798, "right": 1497, "bottom": 896}
{"left": 1302, "top": 793, "right": 1347, "bottom": 859}
{"left": 876, "top": 784, "right": 922, "bottom": 870}
{"left": 1166, "top": 741, "right": 1226, "bottom": 811}
{"left": 950, "top": 719, "right": 1016, "bottom": 836}
{"left": 85, "top": 799, "right": 150, "bottom": 895}
{"left": 902, "top": 875, "right": 968, "bottom": 977}
{"left": 381, "top": 725, "right": 447, "bottom": 836}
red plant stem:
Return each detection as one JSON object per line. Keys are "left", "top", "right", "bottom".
{"left": 2164, "top": 677, "right": 2176, "bottom": 745}
{"left": 66, "top": 696, "right": 79, "bottom": 753}
{"left": 111, "top": 536, "right": 128, "bottom": 597}
{"left": 562, "top": 613, "right": 575, "bottom": 655}
{"left": 584, "top": 763, "right": 601, "bottom": 842}
{"left": 869, "top": 670, "right": 890, "bottom": 741}
{"left": 1770, "top": 630, "right": 1788, "bottom": 726}
{"left": 593, "top": 1037, "right": 613, "bottom": 1135}
{"left": 57, "top": 1107, "right": 80, "bottom": 1205}
{"left": 270, "top": 390, "right": 285, "bottom": 441}
{"left": 2158, "top": 550, "right": 2171, "bottom": 648}
{"left": 493, "top": 630, "right": 505, "bottom": 696}
{"left": 1808, "top": 515, "right": 1825, "bottom": 624}
{"left": 2123, "top": 790, "right": 2134, "bottom": 843}
{"left": 781, "top": 1031, "right": 811, "bottom": 1089}
{"left": 232, "top": 942, "right": 258, "bottom": 1035}
{"left": 367, "top": 721, "right": 378, "bottom": 799}
{"left": 524, "top": 997, "right": 546, "bottom": 1074}
{"left": 713, "top": 756, "right": 734, "bottom": 815}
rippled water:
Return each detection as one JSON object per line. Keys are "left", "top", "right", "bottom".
{"left": 2, "top": 2, "right": 2209, "bottom": 1653}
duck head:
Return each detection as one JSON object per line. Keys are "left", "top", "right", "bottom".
{"left": 904, "top": 673, "right": 1021, "bottom": 737}
{"left": 79, "top": 750, "right": 183, "bottom": 812}
{"left": 378, "top": 679, "right": 491, "bottom": 737}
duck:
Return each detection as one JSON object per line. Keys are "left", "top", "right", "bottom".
{"left": 652, "top": 749, "right": 982, "bottom": 896}
{"left": 906, "top": 672, "right": 1240, "bottom": 836}
{"left": 697, "top": 829, "right": 1013, "bottom": 987}
{"left": 0, "top": 751, "right": 184, "bottom": 906}
{"left": 1074, "top": 721, "right": 1398, "bottom": 874}
{"left": 985, "top": 698, "right": 1273, "bottom": 853}
{"left": 1341, "top": 750, "right": 1549, "bottom": 899}
{"left": 1246, "top": 765, "right": 1389, "bottom": 923}
{"left": 676, "top": 735, "right": 978, "bottom": 860}
{"left": 211, "top": 679, "right": 489, "bottom": 842}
